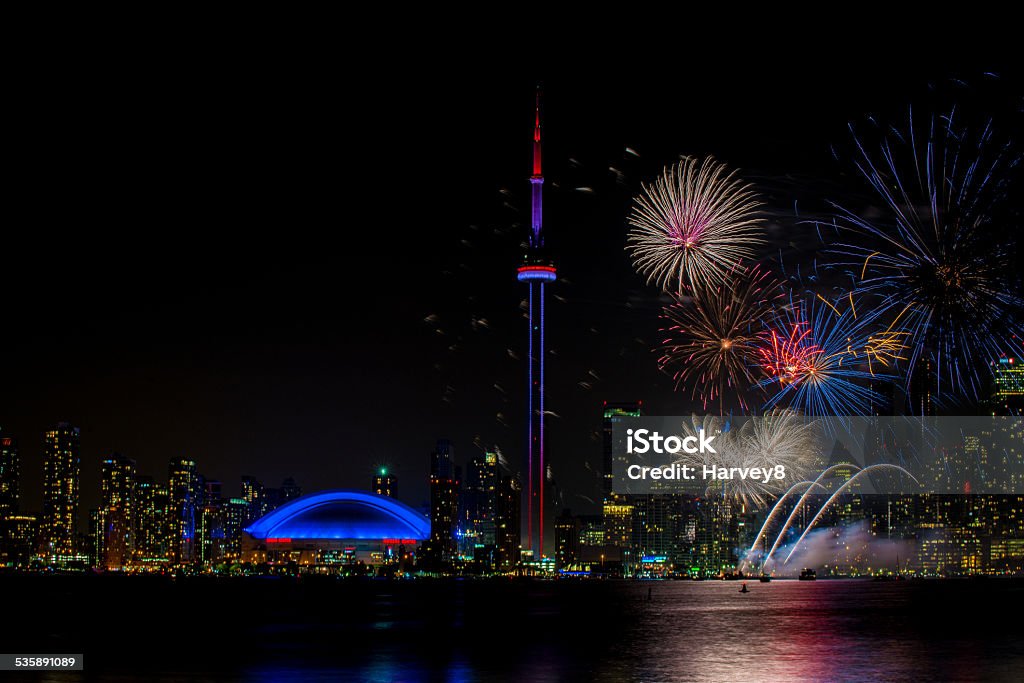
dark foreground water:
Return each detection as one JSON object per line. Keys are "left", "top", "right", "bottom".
{"left": 1, "top": 574, "right": 1022, "bottom": 682}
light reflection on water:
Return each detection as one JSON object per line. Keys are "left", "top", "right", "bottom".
{"left": 5, "top": 576, "right": 1022, "bottom": 682}
{"left": 238, "top": 581, "right": 1024, "bottom": 682}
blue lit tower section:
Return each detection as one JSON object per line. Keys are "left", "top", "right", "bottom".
{"left": 517, "top": 90, "right": 556, "bottom": 557}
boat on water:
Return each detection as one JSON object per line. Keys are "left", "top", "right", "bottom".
{"left": 739, "top": 582, "right": 749, "bottom": 593}
{"left": 798, "top": 568, "right": 817, "bottom": 581}
{"left": 759, "top": 574, "right": 771, "bottom": 583}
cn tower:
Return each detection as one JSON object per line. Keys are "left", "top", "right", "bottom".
{"left": 517, "top": 89, "right": 556, "bottom": 558}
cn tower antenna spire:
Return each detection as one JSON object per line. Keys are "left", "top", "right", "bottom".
{"left": 533, "top": 86, "right": 542, "bottom": 178}
{"left": 529, "top": 86, "right": 544, "bottom": 249}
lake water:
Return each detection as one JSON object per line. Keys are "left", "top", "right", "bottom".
{"left": 2, "top": 574, "right": 1021, "bottom": 681}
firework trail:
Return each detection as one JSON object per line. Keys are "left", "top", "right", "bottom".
{"left": 828, "top": 107, "right": 1024, "bottom": 402}
{"left": 757, "top": 291, "right": 904, "bottom": 417}
{"left": 627, "top": 157, "right": 766, "bottom": 293}
{"left": 659, "top": 265, "right": 784, "bottom": 412}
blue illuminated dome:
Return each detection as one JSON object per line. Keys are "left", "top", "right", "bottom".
{"left": 244, "top": 490, "right": 430, "bottom": 541}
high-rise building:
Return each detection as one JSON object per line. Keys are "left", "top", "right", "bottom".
{"left": 0, "top": 515, "right": 37, "bottom": 567}
{"left": 992, "top": 356, "right": 1024, "bottom": 414}
{"left": 279, "top": 477, "right": 302, "bottom": 503}
{"left": 88, "top": 508, "right": 105, "bottom": 568}
{"left": 200, "top": 479, "right": 224, "bottom": 566}
{"left": 602, "top": 401, "right": 642, "bottom": 497}
{"left": 517, "top": 90, "right": 557, "bottom": 558}
{"left": 168, "top": 457, "right": 199, "bottom": 564}
{"left": 0, "top": 430, "right": 26, "bottom": 567}
{"left": 372, "top": 469, "right": 397, "bottom": 498}
{"left": 631, "top": 495, "right": 680, "bottom": 567}
{"left": 100, "top": 453, "right": 136, "bottom": 569}
{"left": 578, "top": 514, "right": 605, "bottom": 548}
{"left": 221, "top": 498, "right": 247, "bottom": 560}
{"left": 241, "top": 475, "right": 266, "bottom": 523}
{"left": 0, "top": 431, "right": 19, "bottom": 519}
{"left": 133, "top": 476, "right": 169, "bottom": 563}
{"left": 554, "top": 508, "right": 580, "bottom": 570}
{"left": 602, "top": 402, "right": 642, "bottom": 568}
{"left": 495, "top": 474, "right": 521, "bottom": 571}
{"left": 425, "top": 439, "right": 459, "bottom": 566}
{"left": 692, "top": 498, "right": 737, "bottom": 574}
{"left": 462, "top": 450, "right": 497, "bottom": 551}
{"left": 40, "top": 422, "right": 80, "bottom": 557}
{"left": 603, "top": 497, "right": 634, "bottom": 551}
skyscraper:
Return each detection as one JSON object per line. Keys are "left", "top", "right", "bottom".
{"left": 554, "top": 508, "right": 580, "bottom": 571}
{"left": 372, "top": 468, "right": 397, "bottom": 498}
{"left": 992, "top": 356, "right": 1024, "bottom": 414}
{"left": 100, "top": 453, "right": 136, "bottom": 569}
{"left": 0, "top": 431, "right": 19, "bottom": 519}
{"left": 602, "top": 402, "right": 641, "bottom": 568}
{"left": 200, "top": 479, "right": 224, "bottom": 565}
{"left": 517, "top": 89, "right": 557, "bottom": 557}
{"left": 602, "top": 401, "right": 642, "bottom": 497}
{"left": 221, "top": 498, "right": 247, "bottom": 560}
{"left": 0, "top": 514, "right": 37, "bottom": 567}
{"left": 431, "top": 440, "right": 459, "bottom": 559}
{"left": 495, "top": 474, "right": 521, "bottom": 571}
{"left": 40, "top": 422, "right": 80, "bottom": 557}
{"left": 168, "top": 457, "right": 199, "bottom": 565}
{"left": 241, "top": 475, "right": 266, "bottom": 523}
{"left": 426, "top": 439, "right": 459, "bottom": 566}
{"left": 134, "top": 475, "right": 169, "bottom": 563}
{"left": 278, "top": 477, "right": 302, "bottom": 503}
{"left": 463, "top": 450, "right": 497, "bottom": 546}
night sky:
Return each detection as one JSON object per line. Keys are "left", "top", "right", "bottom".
{"left": 4, "top": 38, "right": 1019, "bottom": 524}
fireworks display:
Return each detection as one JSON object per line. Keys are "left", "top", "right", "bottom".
{"left": 829, "top": 108, "right": 1024, "bottom": 401}
{"left": 626, "top": 157, "right": 766, "bottom": 293}
{"left": 659, "top": 265, "right": 783, "bottom": 411}
{"left": 757, "top": 292, "right": 898, "bottom": 416}
{"left": 675, "top": 412, "right": 819, "bottom": 508}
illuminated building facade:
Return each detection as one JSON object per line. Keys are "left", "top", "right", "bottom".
{"left": 631, "top": 495, "right": 679, "bottom": 567}
{"left": 241, "top": 475, "right": 266, "bottom": 523}
{"left": 495, "top": 474, "right": 521, "bottom": 570}
{"left": 133, "top": 476, "right": 169, "bottom": 563}
{"left": 40, "top": 422, "right": 80, "bottom": 557}
{"left": 425, "top": 439, "right": 459, "bottom": 565}
{"left": 168, "top": 457, "right": 199, "bottom": 565}
{"left": 372, "top": 469, "right": 397, "bottom": 498}
{"left": 517, "top": 90, "right": 557, "bottom": 558}
{"left": 602, "top": 498, "right": 634, "bottom": 564}
{"left": 88, "top": 509, "right": 105, "bottom": 568}
{"left": 692, "top": 497, "right": 737, "bottom": 574}
{"left": 242, "top": 490, "right": 430, "bottom": 568}
{"left": 461, "top": 450, "right": 497, "bottom": 557}
{"left": 0, "top": 431, "right": 19, "bottom": 519}
{"left": 554, "top": 509, "right": 580, "bottom": 570}
{"left": 992, "top": 356, "right": 1024, "bottom": 414}
{"left": 602, "top": 401, "right": 642, "bottom": 496}
{"left": 0, "top": 515, "right": 37, "bottom": 566}
{"left": 220, "top": 498, "right": 247, "bottom": 560}
{"left": 100, "top": 453, "right": 136, "bottom": 569}
{"left": 199, "top": 479, "right": 223, "bottom": 565}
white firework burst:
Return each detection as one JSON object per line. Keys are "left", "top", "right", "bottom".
{"left": 626, "top": 156, "right": 766, "bottom": 293}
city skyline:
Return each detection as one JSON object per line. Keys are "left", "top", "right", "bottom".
{"left": 5, "top": 61, "right": 1020, "bottom": 529}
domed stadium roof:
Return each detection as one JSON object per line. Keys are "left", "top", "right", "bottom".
{"left": 244, "top": 490, "right": 430, "bottom": 541}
